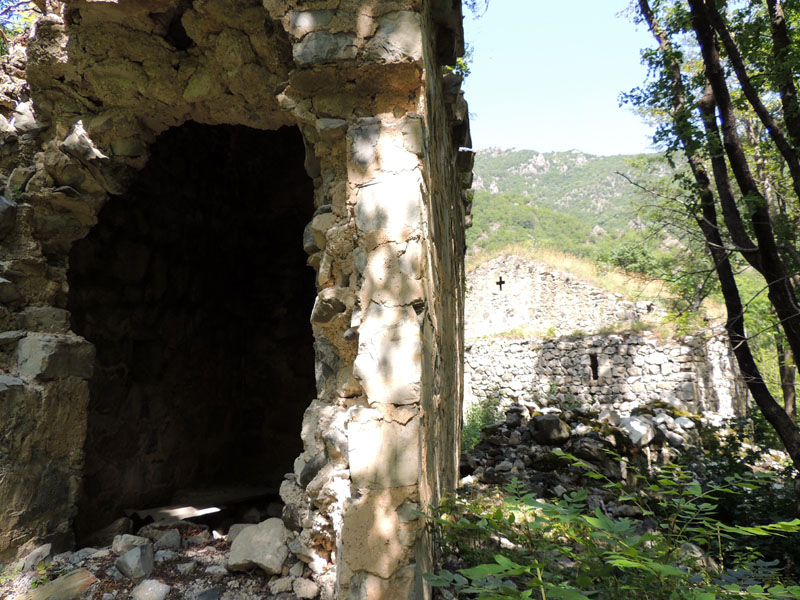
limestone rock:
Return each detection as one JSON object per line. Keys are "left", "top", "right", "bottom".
{"left": 269, "top": 576, "right": 295, "bottom": 594}
{"left": 0, "top": 277, "right": 20, "bottom": 303}
{"left": 17, "top": 336, "right": 95, "bottom": 381}
{"left": 348, "top": 413, "right": 419, "bottom": 488}
{"left": 293, "top": 32, "right": 357, "bottom": 65}
{"left": 112, "top": 534, "right": 150, "bottom": 555}
{"left": 227, "top": 518, "right": 289, "bottom": 575}
{"left": 24, "top": 568, "right": 97, "bottom": 600}
{"left": 227, "top": 524, "right": 253, "bottom": 544}
{"left": 302, "top": 221, "right": 319, "bottom": 255}
{"left": 131, "top": 579, "right": 170, "bottom": 600}
{"left": 153, "top": 529, "right": 180, "bottom": 550}
{"left": 598, "top": 409, "right": 621, "bottom": 426}
{"left": 176, "top": 561, "right": 196, "bottom": 575}
{"left": 0, "top": 195, "right": 17, "bottom": 239}
{"left": 294, "top": 577, "right": 319, "bottom": 599}
{"left": 364, "top": 12, "right": 423, "bottom": 62}
{"left": 310, "top": 295, "right": 346, "bottom": 325}
{"left": 16, "top": 307, "right": 71, "bottom": 333}
{"left": 619, "top": 416, "right": 656, "bottom": 447}
{"left": 22, "top": 543, "right": 52, "bottom": 571}
{"left": 289, "top": 10, "right": 334, "bottom": 33}
{"left": 195, "top": 588, "right": 221, "bottom": 600}
{"left": 114, "top": 544, "right": 154, "bottom": 583}
{"left": 529, "top": 414, "right": 570, "bottom": 446}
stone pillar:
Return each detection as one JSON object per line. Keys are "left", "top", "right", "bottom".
{"left": 268, "top": 2, "right": 471, "bottom": 597}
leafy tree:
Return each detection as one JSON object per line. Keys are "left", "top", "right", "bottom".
{"left": 625, "top": 0, "right": 800, "bottom": 495}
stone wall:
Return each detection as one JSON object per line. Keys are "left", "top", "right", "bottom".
{"left": 466, "top": 330, "right": 748, "bottom": 421}
{"left": 0, "top": 1, "right": 471, "bottom": 598}
{"left": 464, "top": 254, "right": 748, "bottom": 424}
{"left": 466, "top": 255, "right": 661, "bottom": 339}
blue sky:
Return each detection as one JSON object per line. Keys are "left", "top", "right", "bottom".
{"left": 462, "top": 0, "right": 657, "bottom": 155}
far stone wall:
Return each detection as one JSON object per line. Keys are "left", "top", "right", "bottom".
{"left": 466, "top": 330, "right": 748, "bottom": 420}
{"left": 466, "top": 254, "right": 662, "bottom": 339}
{"left": 464, "top": 254, "right": 749, "bottom": 421}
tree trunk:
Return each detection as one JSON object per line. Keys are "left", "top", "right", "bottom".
{"left": 688, "top": 0, "right": 800, "bottom": 379}
{"left": 766, "top": 0, "right": 800, "bottom": 148}
{"left": 777, "top": 338, "right": 797, "bottom": 421}
{"left": 638, "top": 0, "right": 800, "bottom": 490}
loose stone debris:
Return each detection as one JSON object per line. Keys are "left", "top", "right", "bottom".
{"left": 1, "top": 514, "right": 331, "bottom": 600}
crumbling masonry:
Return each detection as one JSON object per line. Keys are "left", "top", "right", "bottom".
{"left": 0, "top": 1, "right": 473, "bottom": 598}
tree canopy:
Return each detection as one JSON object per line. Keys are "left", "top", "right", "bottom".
{"left": 625, "top": 0, "right": 800, "bottom": 484}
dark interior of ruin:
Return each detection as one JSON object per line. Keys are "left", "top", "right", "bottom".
{"left": 67, "top": 123, "right": 316, "bottom": 539}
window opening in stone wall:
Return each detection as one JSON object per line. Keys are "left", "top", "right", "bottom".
{"left": 589, "top": 354, "right": 599, "bottom": 380}
{"left": 67, "top": 123, "right": 316, "bottom": 541}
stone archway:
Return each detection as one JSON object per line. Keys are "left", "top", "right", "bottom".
{"left": 66, "top": 123, "right": 316, "bottom": 539}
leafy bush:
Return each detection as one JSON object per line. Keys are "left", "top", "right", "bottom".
{"left": 462, "top": 396, "right": 504, "bottom": 452}
{"left": 424, "top": 451, "right": 800, "bottom": 599}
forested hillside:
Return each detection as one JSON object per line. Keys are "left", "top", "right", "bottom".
{"left": 468, "top": 148, "right": 670, "bottom": 258}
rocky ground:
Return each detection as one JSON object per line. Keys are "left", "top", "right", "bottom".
{"left": 460, "top": 398, "right": 707, "bottom": 496}
{"left": 1, "top": 516, "right": 329, "bottom": 600}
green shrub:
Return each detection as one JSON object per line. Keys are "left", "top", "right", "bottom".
{"left": 462, "top": 396, "right": 504, "bottom": 452}
{"left": 424, "top": 450, "right": 800, "bottom": 599}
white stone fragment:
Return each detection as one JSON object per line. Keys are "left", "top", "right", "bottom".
{"left": 227, "top": 518, "right": 289, "bottom": 575}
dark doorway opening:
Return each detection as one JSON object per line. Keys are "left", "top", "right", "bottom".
{"left": 68, "top": 123, "right": 316, "bottom": 539}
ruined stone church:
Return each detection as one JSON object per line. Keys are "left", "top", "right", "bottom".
{"left": 0, "top": 0, "right": 472, "bottom": 598}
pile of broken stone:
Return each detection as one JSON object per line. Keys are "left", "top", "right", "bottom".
{"left": 460, "top": 401, "right": 708, "bottom": 504}
{"left": 3, "top": 517, "right": 325, "bottom": 600}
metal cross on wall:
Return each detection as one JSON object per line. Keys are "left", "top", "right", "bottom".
{"left": 496, "top": 277, "right": 505, "bottom": 291}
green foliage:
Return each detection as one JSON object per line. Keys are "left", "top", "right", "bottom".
{"left": 29, "top": 560, "right": 52, "bottom": 589}
{"left": 462, "top": 396, "right": 503, "bottom": 452}
{"left": 0, "top": 1, "right": 38, "bottom": 54}
{"left": 444, "top": 44, "right": 473, "bottom": 79}
{"left": 424, "top": 452, "right": 800, "bottom": 600}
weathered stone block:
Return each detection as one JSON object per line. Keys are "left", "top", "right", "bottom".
{"left": 17, "top": 336, "right": 95, "bottom": 380}
{"left": 0, "top": 195, "right": 17, "bottom": 239}
{"left": 131, "top": 579, "right": 170, "bottom": 600}
{"left": 289, "top": 10, "right": 334, "bottom": 33}
{"left": 293, "top": 32, "right": 357, "bottom": 65}
{"left": 401, "top": 117, "right": 424, "bottom": 155}
{"left": 341, "top": 487, "right": 419, "bottom": 579}
{"left": 16, "top": 307, "right": 71, "bottom": 333}
{"left": 349, "top": 119, "right": 381, "bottom": 168}
{"left": 310, "top": 295, "right": 347, "bottom": 325}
{"left": 25, "top": 568, "right": 97, "bottom": 600}
{"left": 116, "top": 544, "right": 154, "bottom": 583}
{"left": 348, "top": 413, "right": 419, "bottom": 488}
{"left": 310, "top": 212, "right": 336, "bottom": 250}
{"left": 349, "top": 564, "right": 416, "bottom": 600}
{"left": 0, "top": 277, "right": 20, "bottom": 303}
{"left": 364, "top": 12, "right": 423, "bottom": 62}
{"left": 227, "top": 518, "right": 289, "bottom": 574}
{"left": 355, "top": 173, "right": 423, "bottom": 241}
{"left": 353, "top": 304, "right": 421, "bottom": 405}
{"left": 361, "top": 243, "right": 424, "bottom": 306}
